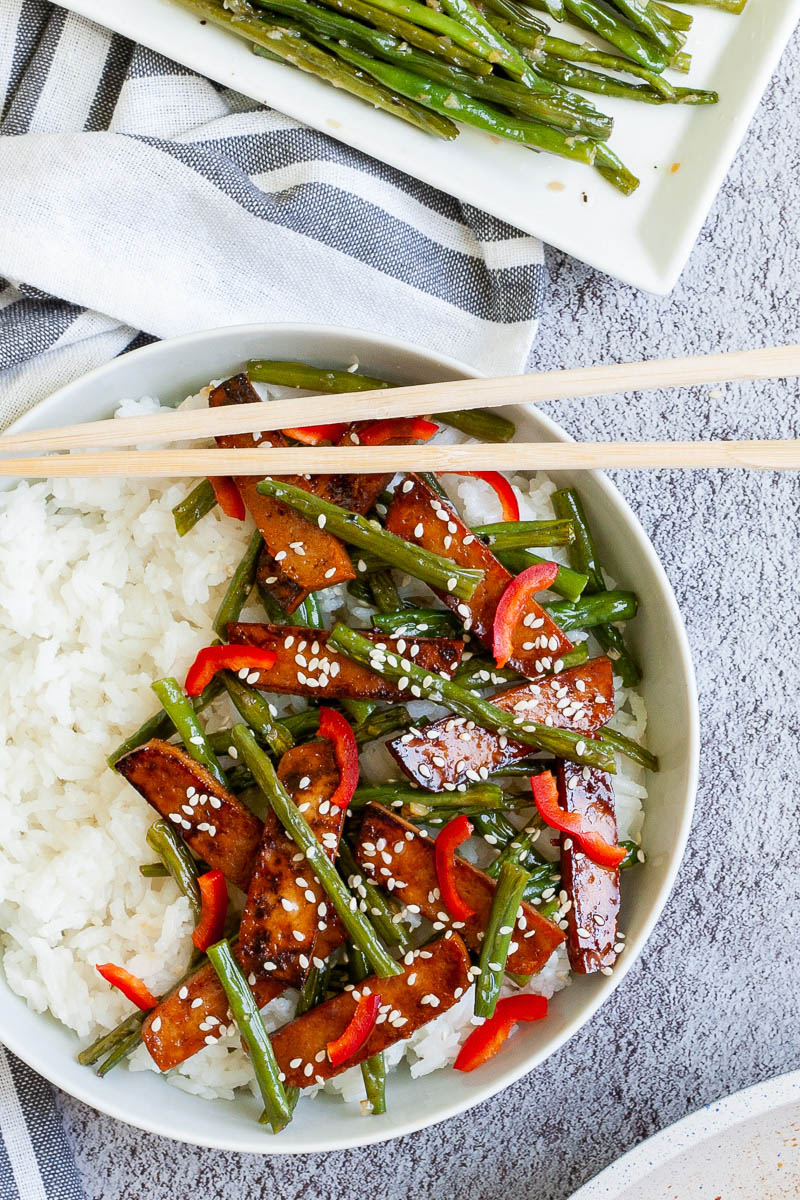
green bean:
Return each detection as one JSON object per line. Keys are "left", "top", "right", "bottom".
{"left": 139, "top": 862, "right": 170, "bottom": 877}
{"left": 280, "top": 0, "right": 497, "bottom": 75}
{"left": 494, "top": 548, "right": 588, "bottom": 603}
{"left": 484, "top": 821, "right": 555, "bottom": 892}
{"left": 474, "top": 519, "right": 575, "bottom": 550}
{"left": 607, "top": 0, "right": 683, "bottom": 55}
{"left": 650, "top": 1, "right": 693, "bottom": 29}
{"left": 78, "top": 1010, "right": 147, "bottom": 1067}
{"left": 600, "top": 727, "right": 659, "bottom": 772}
{"left": 372, "top": 608, "right": 461, "bottom": 638}
{"left": 496, "top": 21, "right": 677, "bottom": 98}
{"left": 213, "top": 530, "right": 262, "bottom": 635}
{"left": 107, "top": 675, "right": 224, "bottom": 768}
{"left": 594, "top": 142, "right": 641, "bottom": 196}
{"left": 560, "top": 0, "right": 670, "bottom": 72}
{"left": 490, "top": 759, "right": 553, "bottom": 778}
{"left": 146, "top": 820, "right": 202, "bottom": 919}
{"left": 533, "top": 52, "right": 716, "bottom": 104}
{"left": 669, "top": 0, "right": 744, "bottom": 9}
{"left": 232, "top": 725, "right": 402, "bottom": 977}
{"left": 222, "top": 671, "right": 294, "bottom": 757}
{"left": 434, "top": 409, "right": 515, "bottom": 443}
{"left": 257, "top": 480, "right": 483, "bottom": 601}
{"left": 329, "top": 624, "right": 615, "bottom": 772}
{"left": 208, "top": 939, "right": 291, "bottom": 1132}
{"left": 551, "top": 488, "right": 641, "bottom": 686}
{"left": 95, "top": 1028, "right": 144, "bottom": 1077}
{"left": 330, "top": 45, "right": 599, "bottom": 165}
{"left": 369, "top": 570, "right": 403, "bottom": 614}
{"left": 544, "top": 589, "right": 638, "bottom": 632}
{"left": 250, "top": 357, "right": 516, "bottom": 443}
{"left": 151, "top": 678, "right": 228, "bottom": 787}
{"left": 470, "top": 810, "right": 520, "bottom": 844}
{"left": 417, "top": 472, "right": 451, "bottom": 501}
{"left": 620, "top": 839, "right": 647, "bottom": 868}
{"left": 352, "top": 705, "right": 415, "bottom": 744}
{"left": 256, "top": 583, "right": 321, "bottom": 628}
{"left": 256, "top": 0, "right": 608, "bottom": 135}
{"left": 172, "top": 479, "right": 217, "bottom": 537}
{"left": 285, "top": 959, "right": 334, "bottom": 1111}
{"left": 249, "top": 359, "right": 390, "bottom": 392}
{"left": 340, "top": 698, "right": 378, "bottom": 727}
{"left": 453, "top": 640, "right": 589, "bottom": 690}
{"left": 185, "top": 0, "right": 459, "bottom": 139}
{"left": 347, "top": 578, "right": 376, "bottom": 606}
{"left": 475, "top": 861, "right": 529, "bottom": 1018}
{"left": 351, "top": 782, "right": 526, "bottom": 812}
{"left": 337, "top": 840, "right": 410, "bottom": 948}
{"left": 282, "top": 708, "right": 324, "bottom": 741}
{"left": 348, "top": 943, "right": 387, "bottom": 1113}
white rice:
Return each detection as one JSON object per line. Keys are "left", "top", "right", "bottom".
{"left": 0, "top": 389, "right": 647, "bottom": 1108}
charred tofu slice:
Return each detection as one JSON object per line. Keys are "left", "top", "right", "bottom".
{"left": 356, "top": 804, "right": 564, "bottom": 975}
{"left": 271, "top": 933, "right": 471, "bottom": 1088}
{"left": 141, "top": 961, "right": 283, "bottom": 1072}
{"left": 140, "top": 745, "right": 347, "bottom": 1071}
{"left": 209, "top": 375, "right": 355, "bottom": 610}
{"left": 141, "top": 924, "right": 347, "bottom": 1074}
{"left": 225, "top": 623, "right": 464, "bottom": 700}
{"left": 385, "top": 475, "right": 573, "bottom": 674}
{"left": 557, "top": 762, "right": 620, "bottom": 974}
{"left": 388, "top": 658, "right": 614, "bottom": 791}
{"left": 115, "top": 739, "right": 262, "bottom": 891}
{"left": 238, "top": 741, "right": 345, "bottom": 988}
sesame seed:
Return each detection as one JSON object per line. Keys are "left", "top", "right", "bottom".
{"left": 447, "top": 577, "right": 457, "bottom": 592}
{"left": 191, "top": 998, "right": 203, "bottom": 1009}
{"left": 150, "top": 1016, "right": 162, "bottom": 1033}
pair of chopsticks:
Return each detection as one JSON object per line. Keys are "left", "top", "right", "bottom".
{"left": 2, "top": 343, "right": 800, "bottom": 476}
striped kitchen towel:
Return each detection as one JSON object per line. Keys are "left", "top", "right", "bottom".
{"left": 0, "top": 0, "right": 543, "bottom": 1192}
{"left": 0, "top": 0, "right": 545, "bottom": 429}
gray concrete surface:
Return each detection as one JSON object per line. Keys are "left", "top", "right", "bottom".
{"left": 55, "top": 27, "right": 800, "bottom": 1200}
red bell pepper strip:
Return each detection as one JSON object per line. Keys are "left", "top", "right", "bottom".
{"left": 282, "top": 423, "right": 348, "bottom": 445}
{"left": 208, "top": 477, "right": 246, "bottom": 521}
{"left": 440, "top": 471, "right": 520, "bottom": 522}
{"left": 318, "top": 707, "right": 359, "bottom": 810}
{"left": 184, "top": 645, "right": 277, "bottom": 697}
{"left": 454, "top": 994, "right": 547, "bottom": 1072}
{"left": 357, "top": 418, "right": 439, "bottom": 446}
{"left": 531, "top": 771, "right": 626, "bottom": 869}
{"left": 192, "top": 869, "right": 229, "bottom": 952}
{"left": 96, "top": 963, "right": 158, "bottom": 1011}
{"left": 492, "top": 561, "right": 559, "bottom": 668}
{"left": 327, "top": 991, "right": 382, "bottom": 1067}
{"left": 434, "top": 814, "right": 476, "bottom": 922}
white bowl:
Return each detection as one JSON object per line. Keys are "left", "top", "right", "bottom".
{"left": 0, "top": 323, "right": 698, "bottom": 1153}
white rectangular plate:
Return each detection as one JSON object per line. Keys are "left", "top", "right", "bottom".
{"left": 57, "top": 0, "right": 799, "bottom": 292}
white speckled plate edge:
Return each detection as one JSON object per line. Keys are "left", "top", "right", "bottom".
{"left": 0, "top": 323, "right": 699, "bottom": 1153}
{"left": 570, "top": 1070, "right": 800, "bottom": 1199}
{"left": 52, "top": 0, "right": 800, "bottom": 294}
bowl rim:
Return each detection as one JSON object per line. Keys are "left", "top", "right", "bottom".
{"left": 0, "top": 321, "right": 699, "bottom": 1153}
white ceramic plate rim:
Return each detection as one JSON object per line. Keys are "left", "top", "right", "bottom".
{"left": 569, "top": 1069, "right": 800, "bottom": 1199}
{"left": 52, "top": 0, "right": 800, "bottom": 293}
{"left": 0, "top": 323, "right": 699, "bottom": 1152}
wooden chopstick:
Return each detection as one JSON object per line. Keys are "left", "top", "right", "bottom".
{"left": 2, "top": 343, "right": 800, "bottom": 456}
{"left": 2, "top": 441, "right": 800, "bottom": 477}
